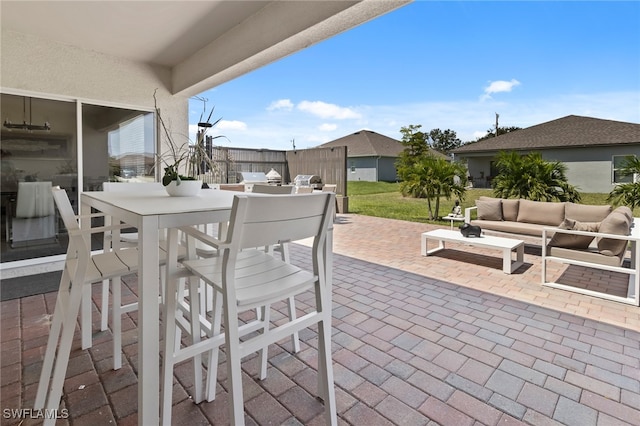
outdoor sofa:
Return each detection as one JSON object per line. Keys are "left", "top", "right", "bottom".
{"left": 464, "top": 196, "right": 613, "bottom": 239}
{"left": 465, "top": 196, "right": 639, "bottom": 305}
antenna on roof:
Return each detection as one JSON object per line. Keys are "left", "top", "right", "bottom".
{"left": 291, "top": 138, "right": 296, "bottom": 150}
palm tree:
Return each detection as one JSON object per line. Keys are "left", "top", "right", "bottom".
{"left": 492, "top": 151, "right": 581, "bottom": 202}
{"left": 607, "top": 155, "right": 640, "bottom": 209}
{"left": 400, "top": 155, "right": 467, "bottom": 220}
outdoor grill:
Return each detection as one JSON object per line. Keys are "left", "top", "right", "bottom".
{"left": 293, "top": 174, "right": 323, "bottom": 190}
{"left": 265, "top": 168, "right": 282, "bottom": 185}
{"left": 237, "top": 172, "right": 268, "bottom": 184}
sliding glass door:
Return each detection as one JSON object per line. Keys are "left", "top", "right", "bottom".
{"left": 1, "top": 93, "right": 155, "bottom": 266}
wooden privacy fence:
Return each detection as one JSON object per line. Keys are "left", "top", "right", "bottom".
{"left": 200, "top": 141, "right": 347, "bottom": 197}
{"left": 286, "top": 146, "right": 347, "bottom": 196}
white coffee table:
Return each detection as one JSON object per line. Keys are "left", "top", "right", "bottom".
{"left": 421, "top": 229, "right": 524, "bottom": 274}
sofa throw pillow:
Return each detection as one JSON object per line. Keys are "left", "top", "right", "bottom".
{"left": 501, "top": 199, "right": 520, "bottom": 222}
{"left": 476, "top": 198, "right": 502, "bottom": 221}
{"left": 516, "top": 199, "right": 565, "bottom": 226}
{"left": 548, "top": 218, "right": 599, "bottom": 249}
{"left": 597, "top": 210, "right": 631, "bottom": 256}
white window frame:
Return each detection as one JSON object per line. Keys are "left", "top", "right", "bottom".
{"left": 612, "top": 155, "right": 636, "bottom": 184}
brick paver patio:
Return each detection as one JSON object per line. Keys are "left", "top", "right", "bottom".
{"left": 2, "top": 213, "right": 639, "bottom": 425}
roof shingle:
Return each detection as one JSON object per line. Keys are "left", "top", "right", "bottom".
{"left": 453, "top": 115, "right": 640, "bottom": 154}
{"left": 319, "top": 130, "right": 447, "bottom": 159}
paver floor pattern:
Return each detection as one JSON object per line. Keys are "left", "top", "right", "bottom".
{"left": 2, "top": 213, "right": 639, "bottom": 425}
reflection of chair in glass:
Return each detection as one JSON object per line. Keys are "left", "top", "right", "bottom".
{"left": 161, "top": 192, "right": 337, "bottom": 425}
{"left": 10, "top": 181, "right": 56, "bottom": 247}
{"left": 34, "top": 187, "right": 171, "bottom": 421}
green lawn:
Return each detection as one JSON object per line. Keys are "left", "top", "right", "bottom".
{"left": 346, "top": 181, "right": 631, "bottom": 225}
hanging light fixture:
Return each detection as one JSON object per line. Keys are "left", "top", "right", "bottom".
{"left": 3, "top": 97, "right": 51, "bottom": 131}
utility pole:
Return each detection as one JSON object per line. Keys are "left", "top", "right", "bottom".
{"left": 495, "top": 113, "right": 499, "bottom": 137}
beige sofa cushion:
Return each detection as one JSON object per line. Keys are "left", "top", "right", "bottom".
{"left": 548, "top": 218, "right": 599, "bottom": 249}
{"left": 565, "top": 202, "right": 611, "bottom": 223}
{"left": 597, "top": 208, "right": 632, "bottom": 256}
{"left": 547, "top": 246, "right": 624, "bottom": 268}
{"left": 476, "top": 198, "right": 502, "bottom": 221}
{"left": 470, "top": 219, "right": 548, "bottom": 236}
{"left": 501, "top": 199, "right": 520, "bottom": 222}
{"left": 478, "top": 196, "right": 519, "bottom": 221}
{"left": 613, "top": 205, "right": 633, "bottom": 220}
{"left": 517, "top": 199, "right": 565, "bottom": 226}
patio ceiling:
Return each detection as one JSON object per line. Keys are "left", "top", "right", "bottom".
{"left": 0, "top": 0, "right": 410, "bottom": 96}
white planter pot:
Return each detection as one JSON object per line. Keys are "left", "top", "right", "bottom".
{"left": 164, "top": 180, "right": 202, "bottom": 197}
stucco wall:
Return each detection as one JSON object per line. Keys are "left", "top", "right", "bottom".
{"left": 347, "top": 157, "right": 377, "bottom": 181}
{"left": 542, "top": 146, "right": 640, "bottom": 193}
{"left": 1, "top": 30, "right": 188, "bottom": 159}
{"left": 378, "top": 157, "right": 399, "bottom": 182}
{"left": 461, "top": 146, "right": 640, "bottom": 193}
{"left": 346, "top": 156, "right": 398, "bottom": 182}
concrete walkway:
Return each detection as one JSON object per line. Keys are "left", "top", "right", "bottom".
{"left": 2, "top": 214, "right": 639, "bottom": 425}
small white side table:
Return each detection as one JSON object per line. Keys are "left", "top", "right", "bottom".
{"left": 442, "top": 215, "right": 465, "bottom": 230}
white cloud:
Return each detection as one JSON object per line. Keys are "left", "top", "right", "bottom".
{"left": 298, "top": 100, "right": 361, "bottom": 119}
{"left": 200, "top": 90, "right": 640, "bottom": 150}
{"left": 318, "top": 123, "right": 337, "bottom": 131}
{"left": 482, "top": 79, "right": 521, "bottom": 100}
{"left": 217, "top": 120, "right": 247, "bottom": 131}
{"left": 473, "top": 130, "right": 489, "bottom": 140}
{"left": 267, "top": 99, "right": 294, "bottom": 111}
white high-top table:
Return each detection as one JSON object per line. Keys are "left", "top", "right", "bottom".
{"left": 421, "top": 228, "right": 524, "bottom": 274}
{"left": 81, "top": 188, "right": 334, "bottom": 425}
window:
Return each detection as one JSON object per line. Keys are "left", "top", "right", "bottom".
{"left": 0, "top": 93, "right": 156, "bottom": 265}
{"left": 612, "top": 155, "right": 636, "bottom": 184}
{"left": 350, "top": 161, "right": 355, "bottom": 173}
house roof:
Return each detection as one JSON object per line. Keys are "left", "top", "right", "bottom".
{"left": 0, "top": 1, "right": 410, "bottom": 97}
{"left": 319, "top": 130, "right": 448, "bottom": 159}
{"left": 453, "top": 115, "right": 640, "bottom": 154}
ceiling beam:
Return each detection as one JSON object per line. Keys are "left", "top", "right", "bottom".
{"left": 171, "top": 0, "right": 410, "bottom": 96}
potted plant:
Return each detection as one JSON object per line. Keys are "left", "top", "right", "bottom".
{"left": 153, "top": 89, "right": 225, "bottom": 196}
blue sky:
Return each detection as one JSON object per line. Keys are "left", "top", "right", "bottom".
{"left": 190, "top": 1, "right": 640, "bottom": 151}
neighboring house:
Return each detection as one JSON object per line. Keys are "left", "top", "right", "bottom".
{"left": 453, "top": 115, "right": 640, "bottom": 193}
{"left": 0, "top": 1, "right": 408, "bottom": 272}
{"left": 319, "top": 130, "right": 447, "bottom": 182}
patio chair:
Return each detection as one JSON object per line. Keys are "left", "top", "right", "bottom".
{"left": 34, "top": 187, "right": 172, "bottom": 421}
{"left": 97, "top": 181, "right": 179, "bottom": 370}
{"left": 251, "top": 183, "right": 295, "bottom": 195}
{"left": 251, "top": 183, "right": 300, "bottom": 352}
{"left": 322, "top": 184, "right": 338, "bottom": 220}
{"left": 161, "top": 192, "right": 337, "bottom": 425}
{"left": 295, "top": 186, "right": 314, "bottom": 194}
{"left": 96, "top": 182, "right": 163, "bottom": 344}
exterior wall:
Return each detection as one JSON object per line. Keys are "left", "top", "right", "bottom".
{"left": 377, "top": 157, "right": 399, "bottom": 182}
{"left": 1, "top": 30, "right": 188, "bottom": 158}
{"left": 346, "top": 156, "right": 399, "bottom": 182}
{"left": 459, "top": 145, "right": 640, "bottom": 193}
{"left": 542, "top": 146, "right": 640, "bottom": 193}
{"left": 347, "top": 157, "right": 378, "bottom": 181}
